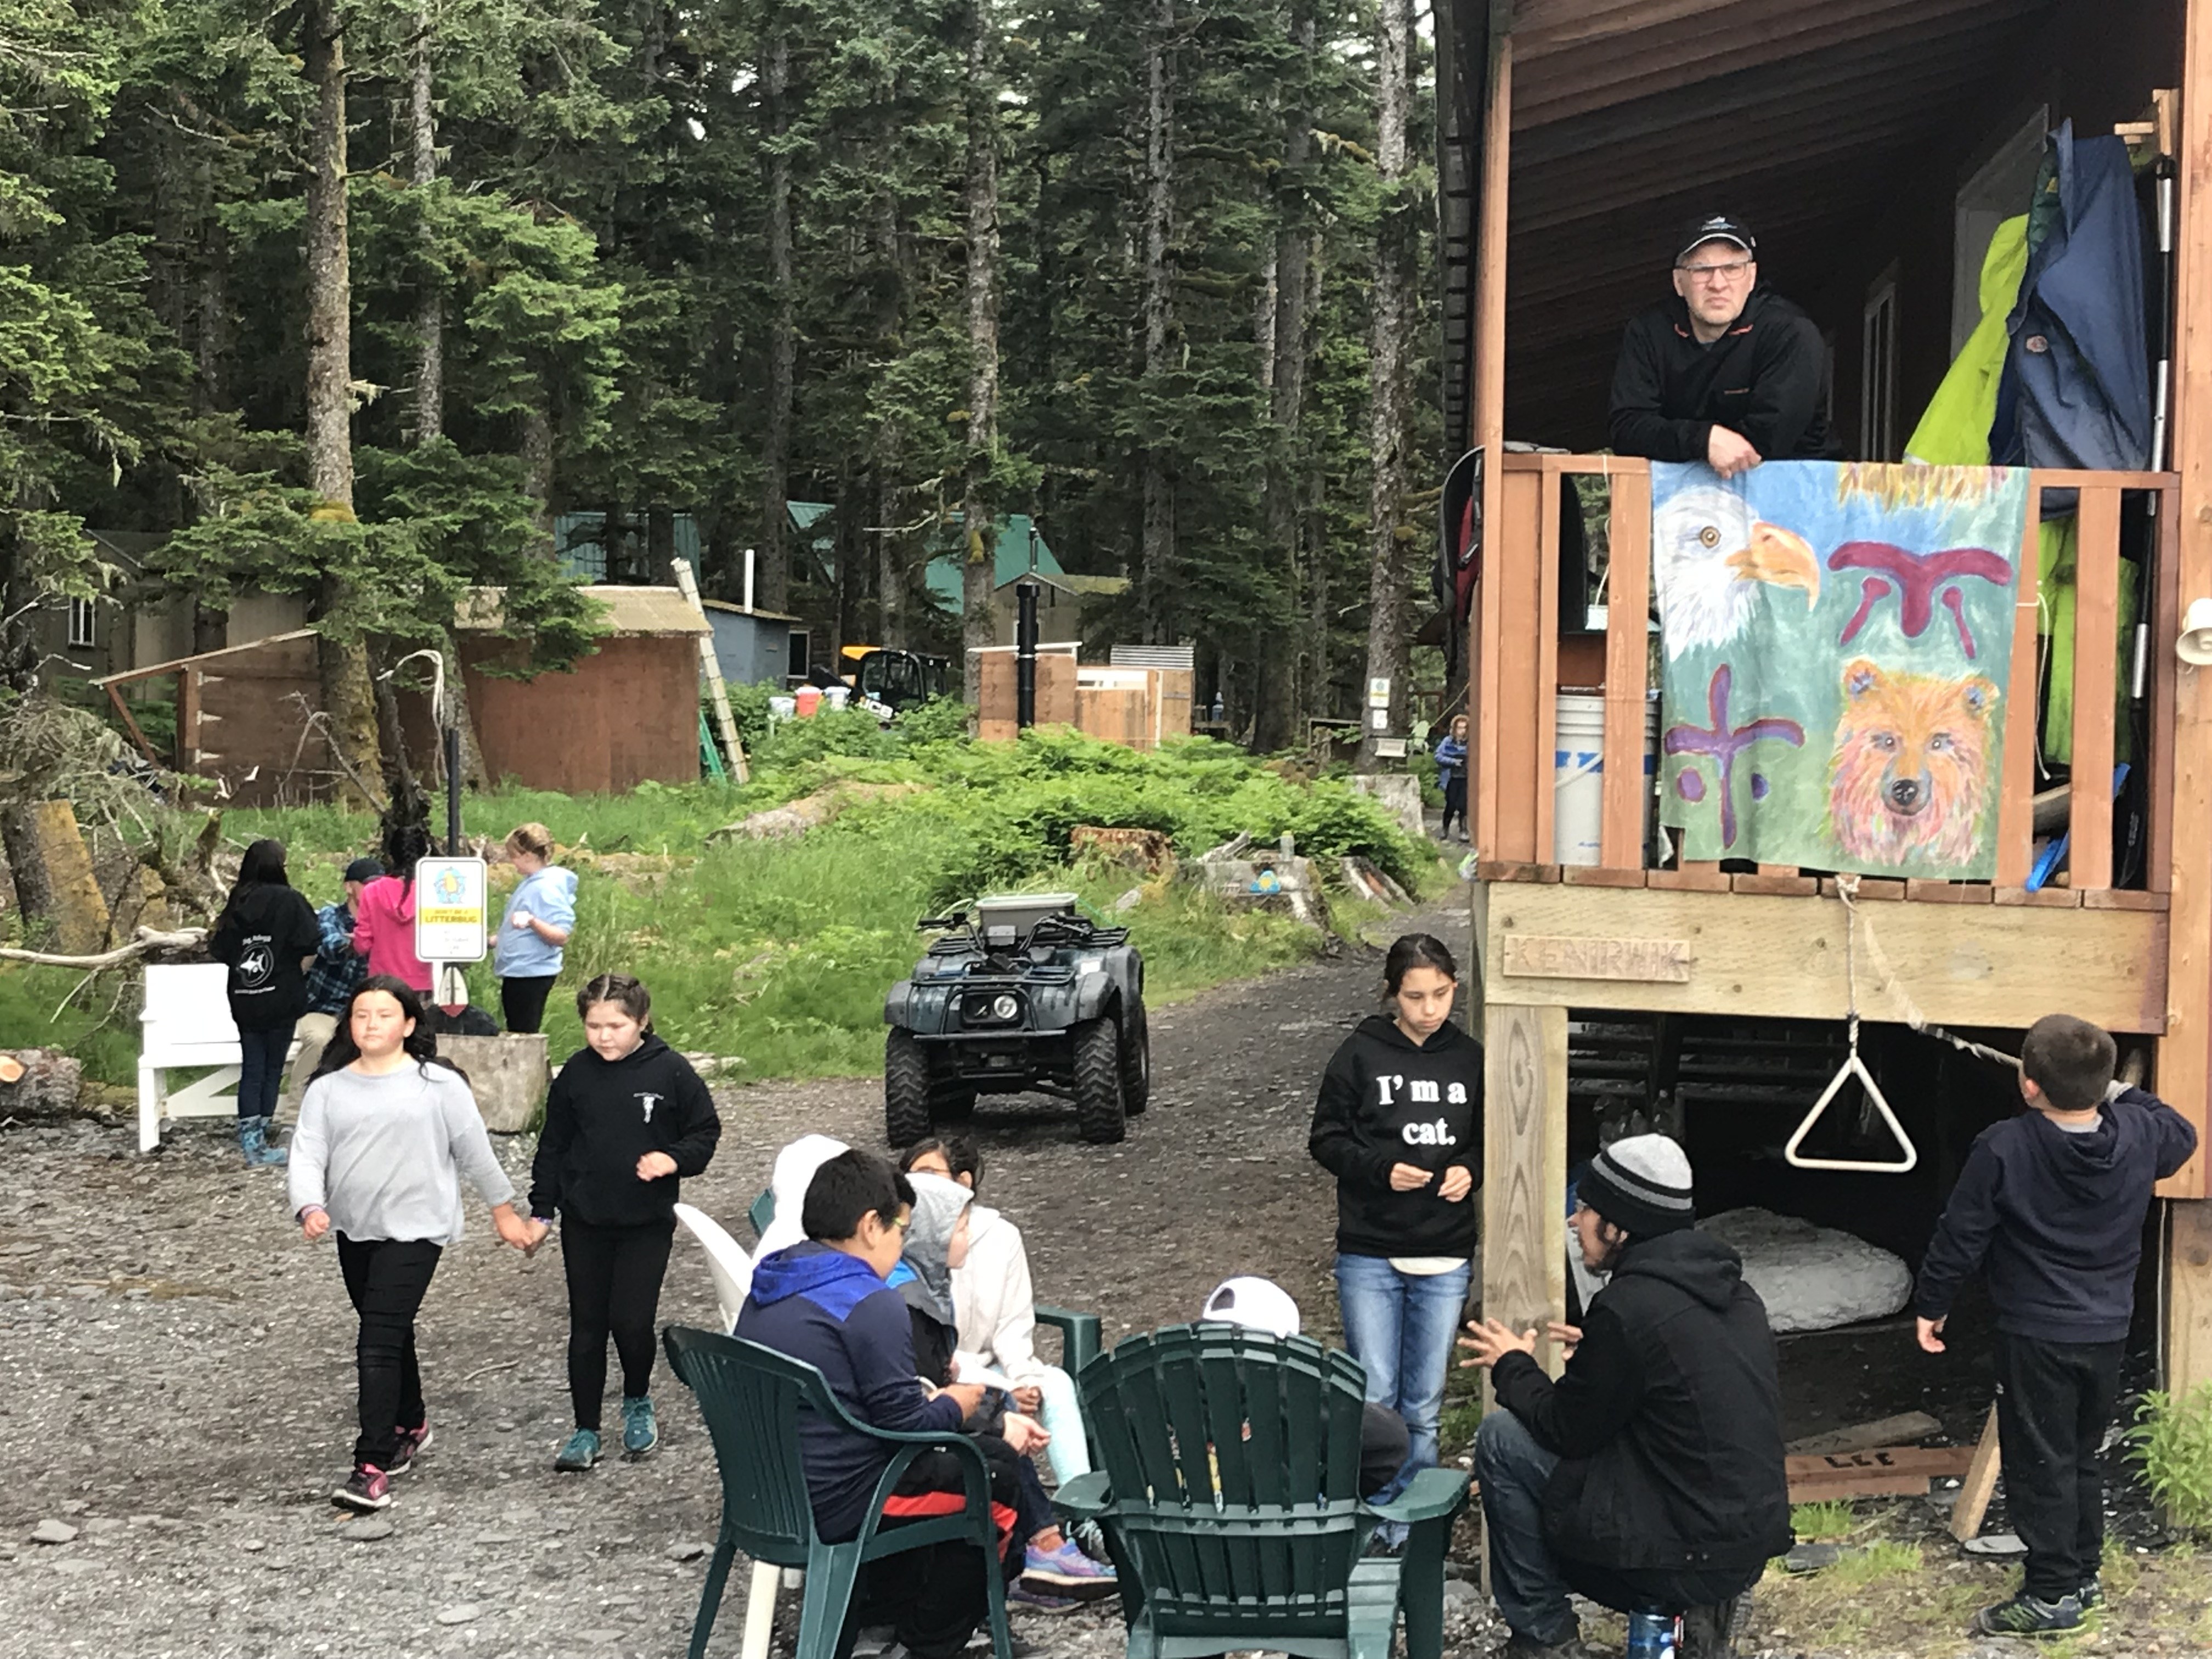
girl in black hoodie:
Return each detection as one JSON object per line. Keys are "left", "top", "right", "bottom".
{"left": 208, "top": 838, "right": 321, "bottom": 1167}
{"left": 1308, "top": 933, "right": 1483, "bottom": 1511}
{"left": 526, "top": 973, "right": 721, "bottom": 1471}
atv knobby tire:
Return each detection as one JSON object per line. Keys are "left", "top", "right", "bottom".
{"left": 1072, "top": 1017, "right": 1126, "bottom": 1144}
{"left": 1118, "top": 1002, "right": 1152, "bottom": 1115}
{"left": 885, "top": 1029, "right": 934, "bottom": 1147}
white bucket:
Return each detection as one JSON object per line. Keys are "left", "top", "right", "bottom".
{"left": 768, "top": 695, "right": 797, "bottom": 722}
{"left": 823, "top": 685, "right": 851, "bottom": 712}
{"left": 1554, "top": 691, "right": 1661, "bottom": 867}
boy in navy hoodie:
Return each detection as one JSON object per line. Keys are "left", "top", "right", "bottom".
{"left": 738, "top": 1151, "right": 1005, "bottom": 1659}
{"left": 1915, "top": 1014, "right": 2198, "bottom": 1637}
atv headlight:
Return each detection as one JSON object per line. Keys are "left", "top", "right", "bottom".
{"left": 960, "top": 990, "right": 1025, "bottom": 1026}
{"left": 991, "top": 994, "right": 1020, "bottom": 1022}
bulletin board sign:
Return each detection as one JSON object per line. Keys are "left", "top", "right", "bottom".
{"left": 413, "top": 857, "right": 488, "bottom": 963}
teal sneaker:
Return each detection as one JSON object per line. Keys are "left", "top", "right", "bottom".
{"left": 554, "top": 1427, "right": 601, "bottom": 1471}
{"left": 621, "top": 1395, "right": 659, "bottom": 1457}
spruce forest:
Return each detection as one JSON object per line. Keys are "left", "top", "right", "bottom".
{"left": 2, "top": 0, "right": 1442, "bottom": 772}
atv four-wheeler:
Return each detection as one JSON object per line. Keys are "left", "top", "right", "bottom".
{"left": 883, "top": 894, "right": 1150, "bottom": 1145}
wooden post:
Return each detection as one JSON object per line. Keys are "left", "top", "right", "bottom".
{"left": 1482, "top": 1002, "right": 1568, "bottom": 1396}
{"left": 2162, "top": 0, "right": 2212, "bottom": 1404}
{"left": 1600, "top": 465, "right": 1652, "bottom": 870}
{"left": 1947, "top": 1406, "right": 2003, "bottom": 1543}
{"left": 1469, "top": 29, "right": 1511, "bottom": 859}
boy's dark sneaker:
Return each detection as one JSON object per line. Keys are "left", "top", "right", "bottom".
{"left": 388, "top": 1423, "right": 432, "bottom": 1476}
{"left": 1974, "top": 1591, "right": 2083, "bottom": 1636}
{"left": 2078, "top": 1576, "right": 2103, "bottom": 1611}
{"left": 335, "top": 1464, "right": 392, "bottom": 1511}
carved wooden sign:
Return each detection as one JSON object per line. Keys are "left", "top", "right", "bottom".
{"left": 1502, "top": 933, "right": 1693, "bottom": 983}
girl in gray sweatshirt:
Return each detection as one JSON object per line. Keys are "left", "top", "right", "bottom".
{"left": 290, "top": 975, "right": 533, "bottom": 1512}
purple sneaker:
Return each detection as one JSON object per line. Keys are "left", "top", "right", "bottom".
{"left": 1021, "top": 1539, "right": 1117, "bottom": 1602}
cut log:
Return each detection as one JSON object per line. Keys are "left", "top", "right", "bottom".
{"left": 1, "top": 800, "right": 112, "bottom": 954}
{"left": 0, "top": 1047, "right": 84, "bottom": 1118}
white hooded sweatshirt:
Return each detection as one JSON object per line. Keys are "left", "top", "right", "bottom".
{"left": 951, "top": 1205, "right": 1048, "bottom": 1385}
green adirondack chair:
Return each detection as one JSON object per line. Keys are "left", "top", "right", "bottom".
{"left": 745, "top": 1187, "right": 1102, "bottom": 1373}
{"left": 1052, "top": 1324, "right": 1470, "bottom": 1659}
{"left": 663, "top": 1325, "right": 1014, "bottom": 1659}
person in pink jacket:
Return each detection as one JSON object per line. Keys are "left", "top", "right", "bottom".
{"left": 353, "top": 823, "right": 435, "bottom": 993}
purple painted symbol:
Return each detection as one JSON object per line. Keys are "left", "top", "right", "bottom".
{"left": 1664, "top": 664, "right": 1805, "bottom": 850}
{"left": 1831, "top": 541, "right": 2012, "bottom": 657}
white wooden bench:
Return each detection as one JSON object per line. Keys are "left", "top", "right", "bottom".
{"left": 139, "top": 963, "right": 296, "bottom": 1152}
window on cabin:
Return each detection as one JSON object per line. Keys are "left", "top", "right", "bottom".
{"left": 786, "top": 629, "right": 810, "bottom": 681}
{"left": 67, "top": 597, "right": 97, "bottom": 649}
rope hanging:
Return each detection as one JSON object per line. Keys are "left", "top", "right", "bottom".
{"left": 1785, "top": 875, "right": 1921, "bottom": 1173}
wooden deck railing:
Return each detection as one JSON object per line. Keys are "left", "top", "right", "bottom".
{"left": 1472, "top": 455, "right": 2181, "bottom": 904}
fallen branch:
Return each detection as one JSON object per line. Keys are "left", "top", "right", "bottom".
{"left": 0, "top": 925, "right": 208, "bottom": 970}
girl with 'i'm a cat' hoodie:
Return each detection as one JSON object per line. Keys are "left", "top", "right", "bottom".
{"left": 1307, "top": 932, "right": 1485, "bottom": 1515}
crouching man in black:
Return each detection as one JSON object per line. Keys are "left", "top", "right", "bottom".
{"left": 1459, "top": 1136, "right": 1790, "bottom": 1659}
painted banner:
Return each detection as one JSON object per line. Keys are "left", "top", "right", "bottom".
{"left": 1651, "top": 461, "right": 2030, "bottom": 879}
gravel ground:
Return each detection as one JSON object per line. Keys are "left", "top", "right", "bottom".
{"left": 0, "top": 910, "right": 1510, "bottom": 1659}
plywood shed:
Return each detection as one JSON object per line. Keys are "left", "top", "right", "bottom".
{"left": 444, "top": 585, "right": 709, "bottom": 794}
{"left": 974, "top": 645, "right": 1079, "bottom": 740}
{"left": 92, "top": 629, "right": 329, "bottom": 808}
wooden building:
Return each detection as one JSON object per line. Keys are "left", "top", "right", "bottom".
{"left": 1442, "top": 0, "right": 2210, "bottom": 1401}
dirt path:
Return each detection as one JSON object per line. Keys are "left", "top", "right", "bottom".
{"left": 0, "top": 910, "right": 1471, "bottom": 1659}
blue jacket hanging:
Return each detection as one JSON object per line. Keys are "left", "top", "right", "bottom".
{"left": 1990, "top": 122, "right": 2151, "bottom": 472}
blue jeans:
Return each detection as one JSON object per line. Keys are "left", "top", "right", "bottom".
{"left": 1333, "top": 1253, "right": 1471, "bottom": 1504}
{"left": 236, "top": 1023, "right": 295, "bottom": 1121}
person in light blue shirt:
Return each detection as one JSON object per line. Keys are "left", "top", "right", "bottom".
{"left": 494, "top": 822, "right": 577, "bottom": 1033}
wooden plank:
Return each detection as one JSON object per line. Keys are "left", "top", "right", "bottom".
{"left": 1479, "top": 882, "right": 2168, "bottom": 1034}
{"left": 1533, "top": 458, "right": 1564, "bottom": 866}
{"left": 2169, "top": 1200, "right": 2212, "bottom": 1402}
{"left": 1600, "top": 466, "right": 1652, "bottom": 869}
{"left": 1905, "top": 881, "right": 1993, "bottom": 905}
{"left": 1732, "top": 871, "right": 1818, "bottom": 896}
{"left": 179, "top": 667, "right": 202, "bottom": 772}
{"left": 2151, "top": 485, "right": 2180, "bottom": 891}
{"left": 2083, "top": 889, "right": 2170, "bottom": 911}
{"left": 1948, "top": 1407, "right": 2003, "bottom": 1543}
{"left": 1821, "top": 876, "right": 1905, "bottom": 901}
{"left": 1995, "top": 491, "right": 2044, "bottom": 888}
{"left": 1477, "top": 860, "right": 1561, "bottom": 885}
{"left": 1560, "top": 864, "right": 1647, "bottom": 888}
{"left": 2069, "top": 486, "right": 2122, "bottom": 893}
{"left": 1481, "top": 1004, "right": 1568, "bottom": 1389}
{"left": 1786, "top": 1412, "right": 1943, "bottom": 1457}
{"left": 1502, "top": 933, "right": 1692, "bottom": 983}
{"left": 2023, "top": 468, "right": 2179, "bottom": 491}
{"left": 1468, "top": 33, "right": 1513, "bottom": 863}
{"left": 1993, "top": 885, "right": 2082, "bottom": 909}
{"left": 1646, "top": 862, "right": 1731, "bottom": 893}
{"left": 1494, "top": 466, "right": 1545, "bottom": 864}
{"left": 2160, "top": 0, "right": 2212, "bottom": 1200}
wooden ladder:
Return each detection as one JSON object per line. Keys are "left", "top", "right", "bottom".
{"left": 672, "top": 557, "right": 749, "bottom": 784}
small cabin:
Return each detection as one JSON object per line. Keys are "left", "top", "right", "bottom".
{"left": 1441, "top": 0, "right": 2211, "bottom": 1400}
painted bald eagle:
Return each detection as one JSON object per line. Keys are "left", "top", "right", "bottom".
{"left": 1653, "top": 484, "right": 1822, "bottom": 661}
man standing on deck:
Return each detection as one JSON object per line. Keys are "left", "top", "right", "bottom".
{"left": 1609, "top": 213, "right": 1839, "bottom": 477}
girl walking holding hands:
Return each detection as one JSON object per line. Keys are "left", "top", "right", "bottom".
{"left": 494, "top": 823, "right": 576, "bottom": 1035}
{"left": 1308, "top": 933, "right": 1485, "bottom": 1516}
{"left": 527, "top": 973, "right": 721, "bottom": 1471}
{"left": 291, "top": 977, "right": 535, "bottom": 1511}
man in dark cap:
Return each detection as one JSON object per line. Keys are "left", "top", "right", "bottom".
{"left": 1609, "top": 213, "right": 1838, "bottom": 477}
{"left": 1459, "top": 1135, "right": 1790, "bottom": 1659}
{"left": 288, "top": 856, "right": 385, "bottom": 1094}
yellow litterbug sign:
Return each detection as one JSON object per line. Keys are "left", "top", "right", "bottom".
{"left": 413, "top": 857, "right": 488, "bottom": 963}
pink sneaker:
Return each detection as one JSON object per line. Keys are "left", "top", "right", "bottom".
{"left": 389, "top": 1423, "right": 433, "bottom": 1476}
{"left": 335, "top": 1464, "right": 392, "bottom": 1511}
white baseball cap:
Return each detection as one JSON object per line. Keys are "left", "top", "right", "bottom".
{"left": 1201, "top": 1276, "right": 1301, "bottom": 1339}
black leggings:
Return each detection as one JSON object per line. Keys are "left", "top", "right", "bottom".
{"left": 1440, "top": 776, "right": 1468, "bottom": 838}
{"left": 561, "top": 1217, "right": 675, "bottom": 1430}
{"left": 336, "top": 1234, "right": 442, "bottom": 1469}
{"left": 500, "top": 975, "right": 558, "bottom": 1035}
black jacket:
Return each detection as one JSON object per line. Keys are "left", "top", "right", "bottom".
{"left": 527, "top": 1034, "right": 722, "bottom": 1227}
{"left": 1492, "top": 1229, "right": 1792, "bottom": 1573}
{"left": 1308, "top": 1015, "right": 1482, "bottom": 1257}
{"left": 1608, "top": 288, "right": 1838, "bottom": 464}
{"left": 1915, "top": 1088, "right": 2198, "bottom": 1343}
{"left": 208, "top": 882, "right": 321, "bottom": 1031}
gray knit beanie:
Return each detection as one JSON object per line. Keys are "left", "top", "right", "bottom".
{"left": 1579, "top": 1133, "right": 1695, "bottom": 1238}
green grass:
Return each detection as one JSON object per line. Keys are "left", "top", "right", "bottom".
{"left": 1790, "top": 1500, "right": 1857, "bottom": 1542}
{"left": 8, "top": 722, "right": 1442, "bottom": 1088}
{"left": 1828, "top": 1539, "right": 1921, "bottom": 1586}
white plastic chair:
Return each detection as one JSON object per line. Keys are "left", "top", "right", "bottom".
{"left": 673, "top": 1203, "right": 779, "bottom": 1659}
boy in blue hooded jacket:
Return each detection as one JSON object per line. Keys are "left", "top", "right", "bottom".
{"left": 739, "top": 1150, "right": 1007, "bottom": 1659}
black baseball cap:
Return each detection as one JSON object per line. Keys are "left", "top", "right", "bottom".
{"left": 1675, "top": 213, "right": 1756, "bottom": 266}
{"left": 343, "top": 856, "right": 384, "bottom": 883}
